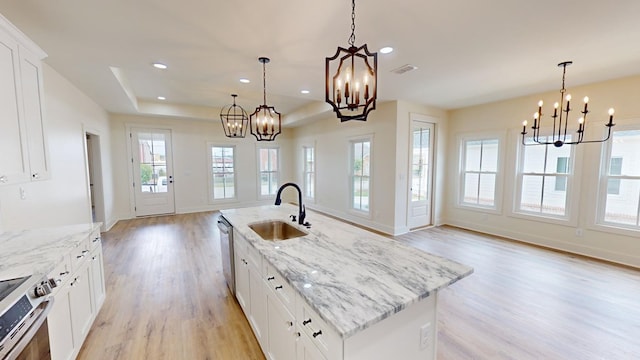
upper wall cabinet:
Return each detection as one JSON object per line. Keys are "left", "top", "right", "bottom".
{"left": 0, "top": 14, "right": 49, "bottom": 186}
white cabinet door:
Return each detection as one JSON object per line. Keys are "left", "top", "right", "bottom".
{"left": 235, "top": 247, "right": 250, "bottom": 314}
{"left": 69, "top": 262, "right": 94, "bottom": 344}
{"left": 0, "top": 29, "right": 29, "bottom": 185}
{"left": 89, "top": 243, "right": 106, "bottom": 311}
{"left": 249, "top": 262, "right": 267, "bottom": 348}
{"left": 19, "top": 46, "right": 49, "bottom": 181}
{"left": 48, "top": 282, "right": 75, "bottom": 360}
{"left": 296, "top": 331, "right": 327, "bottom": 360}
{"left": 266, "top": 294, "right": 296, "bottom": 360}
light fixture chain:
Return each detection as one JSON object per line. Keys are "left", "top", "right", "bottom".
{"left": 349, "top": 0, "right": 356, "bottom": 47}
{"left": 263, "top": 61, "right": 267, "bottom": 106}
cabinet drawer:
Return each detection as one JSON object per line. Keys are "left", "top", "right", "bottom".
{"left": 89, "top": 230, "right": 101, "bottom": 250}
{"left": 297, "top": 300, "right": 342, "bottom": 360}
{"left": 70, "top": 238, "right": 91, "bottom": 272}
{"left": 246, "top": 242, "right": 262, "bottom": 270}
{"left": 263, "top": 262, "right": 295, "bottom": 311}
{"left": 48, "top": 254, "right": 71, "bottom": 291}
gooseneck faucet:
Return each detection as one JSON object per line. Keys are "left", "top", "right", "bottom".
{"left": 274, "top": 182, "right": 309, "bottom": 226}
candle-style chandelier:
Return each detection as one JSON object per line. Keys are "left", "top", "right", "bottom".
{"left": 325, "top": 0, "right": 377, "bottom": 122}
{"left": 250, "top": 57, "right": 282, "bottom": 141}
{"left": 521, "top": 61, "right": 615, "bottom": 147}
{"left": 220, "top": 94, "right": 249, "bottom": 138}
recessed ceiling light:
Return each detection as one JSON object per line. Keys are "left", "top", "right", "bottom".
{"left": 157, "top": 96, "right": 166, "bottom": 100}
{"left": 380, "top": 46, "right": 394, "bottom": 54}
{"left": 239, "top": 78, "right": 250, "bottom": 83}
{"left": 153, "top": 62, "right": 168, "bottom": 69}
{"left": 301, "top": 90, "right": 310, "bottom": 94}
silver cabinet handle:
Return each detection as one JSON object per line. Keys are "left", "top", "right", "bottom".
{"left": 32, "top": 172, "right": 39, "bottom": 179}
{"left": 0, "top": 175, "right": 6, "bottom": 183}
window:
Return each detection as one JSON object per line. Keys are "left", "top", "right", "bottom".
{"left": 600, "top": 129, "right": 640, "bottom": 229}
{"left": 350, "top": 138, "right": 371, "bottom": 213}
{"left": 517, "top": 136, "right": 573, "bottom": 218}
{"left": 303, "top": 146, "right": 315, "bottom": 200}
{"left": 259, "top": 147, "right": 279, "bottom": 196}
{"left": 460, "top": 138, "right": 499, "bottom": 208}
{"left": 210, "top": 145, "right": 236, "bottom": 200}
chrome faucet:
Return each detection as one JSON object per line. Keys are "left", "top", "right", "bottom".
{"left": 274, "top": 182, "right": 309, "bottom": 226}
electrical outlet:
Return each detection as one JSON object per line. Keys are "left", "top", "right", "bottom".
{"left": 19, "top": 187, "right": 26, "bottom": 200}
{"left": 420, "top": 322, "right": 431, "bottom": 350}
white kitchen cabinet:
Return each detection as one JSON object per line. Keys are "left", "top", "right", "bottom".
{"left": 266, "top": 292, "right": 296, "bottom": 360}
{"left": 0, "top": 14, "right": 49, "bottom": 185}
{"left": 46, "top": 228, "right": 106, "bottom": 360}
{"left": 0, "top": 28, "right": 29, "bottom": 185}
{"left": 296, "top": 329, "right": 327, "bottom": 360}
{"left": 48, "top": 281, "right": 75, "bottom": 360}
{"left": 89, "top": 233, "right": 106, "bottom": 311}
{"left": 234, "top": 231, "right": 268, "bottom": 350}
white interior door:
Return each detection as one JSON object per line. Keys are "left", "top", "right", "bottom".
{"left": 130, "top": 128, "right": 175, "bottom": 216}
{"left": 408, "top": 121, "right": 434, "bottom": 229}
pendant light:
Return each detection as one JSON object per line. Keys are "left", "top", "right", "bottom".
{"left": 220, "top": 94, "right": 249, "bottom": 138}
{"left": 250, "top": 57, "right": 282, "bottom": 141}
{"left": 325, "top": 0, "right": 377, "bottom": 122}
{"left": 521, "top": 61, "right": 615, "bottom": 147}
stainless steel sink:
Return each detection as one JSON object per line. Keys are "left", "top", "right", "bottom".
{"left": 248, "top": 220, "right": 307, "bottom": 241}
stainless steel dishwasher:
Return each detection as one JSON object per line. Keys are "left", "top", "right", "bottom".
{"left": 217, "top": 215, "right": 235, "bottom": 295}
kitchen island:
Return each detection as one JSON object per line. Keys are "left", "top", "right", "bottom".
{"left": 221, "top": 204, "right": 473, "bottom": 360}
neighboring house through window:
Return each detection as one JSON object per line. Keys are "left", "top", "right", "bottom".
{"left": 459, "top": 137, "right": 500, "bottom": 209}
{"left": 210, "top": 145, "right": 236, "bottom": 200}
{"left": 599, "top": 129, "right": 640, "bottom": 229}
{"left": 259, "top": 147, "right": 279, "bottom": 197}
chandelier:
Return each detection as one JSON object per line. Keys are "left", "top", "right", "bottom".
{"left": 325, "top": 0, "right": 377, "bottom": 122}
{"left": 250, "top": 57, "right": 282, "bottom": 141}
{"left": 220, "top": 94, "right": 249, "bottom": 138}
{"left": 521, "top": 61, "right": 615, "bottom": 147}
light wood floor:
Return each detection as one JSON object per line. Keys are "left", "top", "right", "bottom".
{"left": 77, "top": 212, "right": 640, "bottom": 359}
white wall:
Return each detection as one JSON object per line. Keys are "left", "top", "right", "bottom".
{"left": 291, "top": 101, "right": 448, "bottom": 235}
{"left": 446, "top": 75, "right": 640, "bottom": 268}
{"left": 109, "top": 114, "right": 295, "bottom": 221}
{"left": 0, "top": 64, "right": 113, "bottom": 231}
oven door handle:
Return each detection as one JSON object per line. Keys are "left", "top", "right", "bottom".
{"left": 4, "top": 297, "right": 54, "bottom": 360}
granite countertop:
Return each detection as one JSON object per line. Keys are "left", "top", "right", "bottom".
{"left": 0, "top": 223, "right": 102, "bottom": 280}
{"left": 221, "top": 204, "right": 473, "bottom": 339}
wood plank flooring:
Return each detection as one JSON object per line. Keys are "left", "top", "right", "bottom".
{"left": 77, "top": 212, "right": 640, "bottom": 359}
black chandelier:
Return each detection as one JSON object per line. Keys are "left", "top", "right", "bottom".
{"left": 325, "top": 0, "right": 377, "bottom": 122}
{"left": 220, "top": 94, "right": 249, "bottom": 138}
{"left": 250, "top": 57, "right": 282, "bottom": 141}
{"left": 521, "top": 61, "right": 615, "bottom": 148}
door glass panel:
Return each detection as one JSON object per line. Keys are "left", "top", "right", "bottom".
{"left": 411, "top": 128, "right": 430, "bottom": 202}
{"left": 138, "top": 132, "right": 168, "bottom": 193}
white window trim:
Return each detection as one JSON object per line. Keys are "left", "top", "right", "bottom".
{"left": 348, "top": 134, "right": 374, "bottom": 218}
{"left": 593, "top": 122, "right": 640, "bottom": 235}
{"left": 302, "top": 143, "right": 316, "bottom": 203}
{"left": 256, "top": 145, "right": 280, "bottom": 199}
{"left": 454, "top": 131, "right": 505, "bottom": 214}
{"left": 509, "top": 128, "right": 581, "bottom": 227}
{"left": 207, "top": 142, "right": 238, "bottom": 204}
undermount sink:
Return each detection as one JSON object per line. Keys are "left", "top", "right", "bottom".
{"left": 248, "top": 220, "right": 307, "bottom": 241}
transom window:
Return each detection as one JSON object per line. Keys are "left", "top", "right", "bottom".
{"left": 259, "top": 147, "right": 279, "bottom": 196}
{"left": 460, "top": 138, "right": 499, "bottom": 208}
{"left": 599, "top": 129, "right": 640, "bottom": 229}
{"left": 210, "top": 145, "right": 236, "bottom": 200}
{"left": 516, "top": 136, "right": 574, "bottom": 218}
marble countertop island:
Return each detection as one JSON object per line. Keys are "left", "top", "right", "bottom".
{"left": 0, "top": 223, "right": 102, "bottom": 280}
{"left": 221, "top": 204, "right": 473, "bottom": 338}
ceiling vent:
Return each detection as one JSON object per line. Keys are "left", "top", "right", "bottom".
{"left": 391, "top": 64, "right": 418, "bottom": 75}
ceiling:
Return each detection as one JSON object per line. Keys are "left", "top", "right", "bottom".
{"left": 2, "top": 0, "right": 640, "bottom": 123}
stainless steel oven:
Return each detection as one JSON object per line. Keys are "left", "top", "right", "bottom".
{"left": 217, "top": 215, "right": 235, "bottom": 295}
{"left": 0, "top": 275, "right": 54, "bottom": 360}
